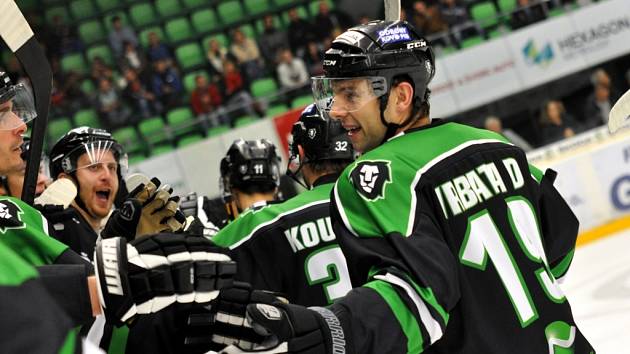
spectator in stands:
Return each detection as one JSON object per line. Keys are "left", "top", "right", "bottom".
{"left": 147, "top": 31, "right": 174, "bottom": 66}
{"left": 50, "top": 71, "right": 86, "bottom": 118}
{"left": 277, "top": 48, "right": 309, "bottom": 91}
{"left": 222, "top": 59, "right": 264, "bottom": 123}
{"left": 206, "top": 38, "right": 230, "bottom": 75}
{"left": 286, "top": 7, "right": 316, "bottom": 57}
{"left": 411, "top": 1, "right": 448, "bottom": 36}
{"left": 583, "top": 83, "right": 614, "bottom": 128}
{"left": 439, "top": 0, "right": 470, "bottom": 29}
{"left": 303, "top": 41, "right": 324, "bottom": 76}
{"left": 312, "top": 1, "right": 352, "bottom": 42}
{"left": 230, "top": 28, "right": 265, "bottom": 83}
{"left": 49, "top": 14, "right": 83, "bottom": 57}
{"left": 258, "top": 15, "right": 288, "bottom": 68}
{"left": 119, "top": 41, "right": 148, "bottom": 79}
{"left": 151, "top": 58, "right": 183, "bottom": 110}
{"left": 510, "top": 0, "right": 547, "bottom": 30}
{"left": 122, "top": 67, "right": 163, "bottom": 119}
{"left": 484, "top": 116, "right": 533, "bottom": 152}
{"left": 90, "top": 56, "right": 115, "bottom": 85}
{"left": 539, "top": 100, "right": 579, "bottom": 145}
{"left": 590, "top": 68, "right": 620, "bottom": 102}
{"left": 190, "top": 74, "right": 229, "bottom": 127}
{"left": 108, "top": 15, "right": 139, "bottom": 58}
{"left": 96, "top": 77, "right": 132, "bottom": 130}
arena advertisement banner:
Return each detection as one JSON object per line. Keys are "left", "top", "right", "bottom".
{"left": 131, "top": 151, "right": 190, "bottom": 196}
{"left": 506, "top": 15, "right": 587, "bottom": 89}
{"left": 441, "top": 39, "right": 521, "bottom": 112}
{"left": 176, "top": 137, "right": 226, "bottom": 198}
{"left": 429, "top": 58, "right": 459, "bottom": 118}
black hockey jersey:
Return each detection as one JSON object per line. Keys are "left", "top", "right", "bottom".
{"left": 330, "top": 120, "right": 594, "bottom": 353}
{"left": 213, "top": 174, "right": 352, "bottom": 306}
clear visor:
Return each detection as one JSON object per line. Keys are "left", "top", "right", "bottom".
{"left": 312, "top": 76, "right": 388, "bottom": 115}
{"left": 0, "top": 84, "right": 37, "bottom": 131}
{"left": 287, "top": 141, "right": 302, "bottom": 176}
{"left": 65, "top": 140, "right": 128, "bottom": 176}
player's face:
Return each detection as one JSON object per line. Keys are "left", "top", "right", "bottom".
{"left": 3, "top": 164, "right": 48, "bottom": 198}
{"left": 74, "top": 150, "right": 119, "bottom": 220}
{"left": 0, "top": 100, "right": 27, "bottom": 175}
{"left": 328, "top": 79, "right": 387, "bottom": 153}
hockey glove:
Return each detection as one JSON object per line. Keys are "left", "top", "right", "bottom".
{"left": 214, "top": 302, "right": 352, "bottom": 354}
{"left": 93, "top": 233, "right": 236, "bottom": 326}
{"left": 102, "top": 177, "right": 186, "bottom": 240}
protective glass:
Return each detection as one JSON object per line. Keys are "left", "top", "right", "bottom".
{"left": 0, "top": 84, "right": 37, "bottom": 130}
{"left": 311, "top": 76, "right": 388, "bottom": 115}
{"left": 65, "top": 140, "right": 128, "bottom": 176}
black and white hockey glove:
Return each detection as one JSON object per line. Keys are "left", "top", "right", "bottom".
{"left": 214, "top": 302, "right": 353, "bottom": 354}
{"left": 94, "top": 233, "right": 236, "bottom": 326}
{"left": 102, "top": 176, "right": 186, "bottom": 240}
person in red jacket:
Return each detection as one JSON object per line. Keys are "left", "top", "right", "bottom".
{"left": 190, "top": 74, "right": 228, "bottom": 127}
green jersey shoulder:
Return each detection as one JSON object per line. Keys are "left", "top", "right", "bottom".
{"left": 0, "top": 196, "right": 68, "bottom": 266}
{"left": 213, "top": 182, "right": 333, "bottom": 249}
{"left": 334, "top": 122, "right": 513, "bottom": 238}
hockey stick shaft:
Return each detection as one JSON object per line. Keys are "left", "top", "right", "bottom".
{"left": 384, "top": 0, "right": 401, "bottom": 21}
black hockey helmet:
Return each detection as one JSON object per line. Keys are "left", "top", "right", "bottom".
{"left": 287, "top": 103, "right": 354, "bottom": 186}
{"left": 313, "top": 20, "right": 435, "bottom": 141}
{"left": 219, "top": 139, "right": 281, "bottom": 198}
{"left": 0, "top": 71, "right": 37, "bottom": 131}
{"left": 49, "top": 126, "right": 127, "bottom": 179}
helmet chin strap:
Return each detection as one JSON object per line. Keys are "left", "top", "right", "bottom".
{"left": 69, "top": 173, "right": 100, "bottom": 221}
{"left": 378, "top": 93, "right": 422, "bottom": 144}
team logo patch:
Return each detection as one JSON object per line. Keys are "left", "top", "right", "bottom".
{"left": 0, "top": 199, "right": 25, "bottom": 233}
{"left": 308, "top": 128, "right": 317, "bottom": 139}
{"left": 350, "top": 160, "right": 392, "bottom": 201}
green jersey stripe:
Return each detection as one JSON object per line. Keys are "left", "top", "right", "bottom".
{"left": 399, "top": 272, "right": 450, "bottom": 325}
{"left": 528, "top": 164, "right": 544, "bottom": 184}
{"left": 58, "top": 328, "right": 78, "bottom": 354}
{"left": 374, "top": 272, "right": 444, "bottom": 344}
{"left": 551, "top": 249, "right": 575, "bottom": 280}
{"left": 405, "top": 138, "right": 511, "bottom": 236}
{"left": 364, "top": 280, "right": 423, "bottom": 353}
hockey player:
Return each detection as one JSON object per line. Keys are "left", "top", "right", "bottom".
{"left": 217, "top": 20, "right": 595, "bottom": 353}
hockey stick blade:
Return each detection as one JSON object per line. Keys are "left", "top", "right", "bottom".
{"left": 0, "top": 0, "right": 53, "bottom": 205}
{"left": 608, "top": 88, "right": 630, "bottom": 134}
{"left": 384, "top": 0, "right": 401, "bottom": 21}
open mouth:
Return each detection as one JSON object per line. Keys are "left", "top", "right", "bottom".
{"left": 95, "top": 189, "right": 111, "bottom": 202}
{"left": 344, "top": 126, "right": 361, "bottom": 136}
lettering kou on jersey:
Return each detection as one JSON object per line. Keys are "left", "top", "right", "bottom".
{"left": 212, "top": 178, "right": 352, "bottom": 306}
{"left": 330, "top": 121, "right": 595, "bottom": 353}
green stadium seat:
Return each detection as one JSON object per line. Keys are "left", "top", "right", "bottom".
{"left": 175, "top": 43, "right": 205, "bottom": 70}
{"left": 461, "top": 36, "right": 485, "bottom": 49}
{"left": 165, "top": 17, "right": 195, "bottom": 43}
{"left": 251, "top": 78, "right": 278, "bottom": 98}
{"left": 155, "top": 0, "right": 183, "bottom": 19}
{"left": 73, "top": 109, "right": 101, "bottom": 128}
{"left": 191, "top": 8, "right": 219, "bottom": 34}
{"left": 140, "top": 27, "right": 167, "bottom": 48}
{"left": 47, "top": 118, "right": 73, "bottom": 142}
{"left": 266, "top": 104, "right": 289, "bottom": 117}
{"left": 150, "top": 144, "right": 175, "bottom": 156}
{"left": 275, "top": 0, "right": 299, "bottom": 6}
{"left": 208, "top": 125, "right": 230, "bottom": 136}
{"left": 61, "top": 53, "right": 88, "bottom": 74}
{"left": 80, "top": 79, "right": 96, "bottom": 96}
{"left": 112, "top": 127, "right": 145, "bottom": 155}
{"left": 202, "top": 34, "right": 229, "bottom": 52}
{"left": 69, "top": 0, "right": 97, "bottom": 21}
{"left": 129, "top": 2, "right": 159, "bottom": 28}
{"left": 240, "top": 24, "right": 256, "bottom": 40}
{"left": 94, "top": 0, "right": 124, "bottom": 13}
{"left": 178, "top": 134, "right": 204, "bottom": 147}
{"left": 183, "top": 70, "right": 209, "bottom": 93}
{"left": 217, "top": 0, "right": 244, "bottom": 26}
{"left": 18, "top": 0, "right": 38, "bottom": 11}
{"left": 497, "top": 0, "right": 517, "bottom": 13}
{"left": 45, "top": 6, "right": 70, "bottom": 24}
{"left": 291, "top": 94, "right": 313, "bottom": 108}
{"left": 86, "top": 44, "right": 114, "bottom": 65}
{"left": 128, "top": 154, "right": 147, "bottom": 165}
{"left": 139, "top": 116, "right": 172, "bottom": 146}
{"left": 78, "top": 19, "right": 107, "bottom": 45}
{"left": 470, "top": 1, "right": 500, "bottom": 29}
{"left": 234, "top": 116, "right": 259, "bottom": 127}
{"left": 548, "top": 8, "right": 564, "bottom": 17}
{"left": 181, "top": 0, "right": 206, "bottom": 9}
{"left": 244, "top": 0, "right": 271, "bottom": 16}
{"left": 167, "top": 107, "right": 198, "bottom": 136}
{"left": 439, "top": 46, "right": 457, "bottom": 56}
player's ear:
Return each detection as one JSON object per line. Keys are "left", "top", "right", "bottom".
{"left": 388, "top": 81, "right": 414, "bottom": 125}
